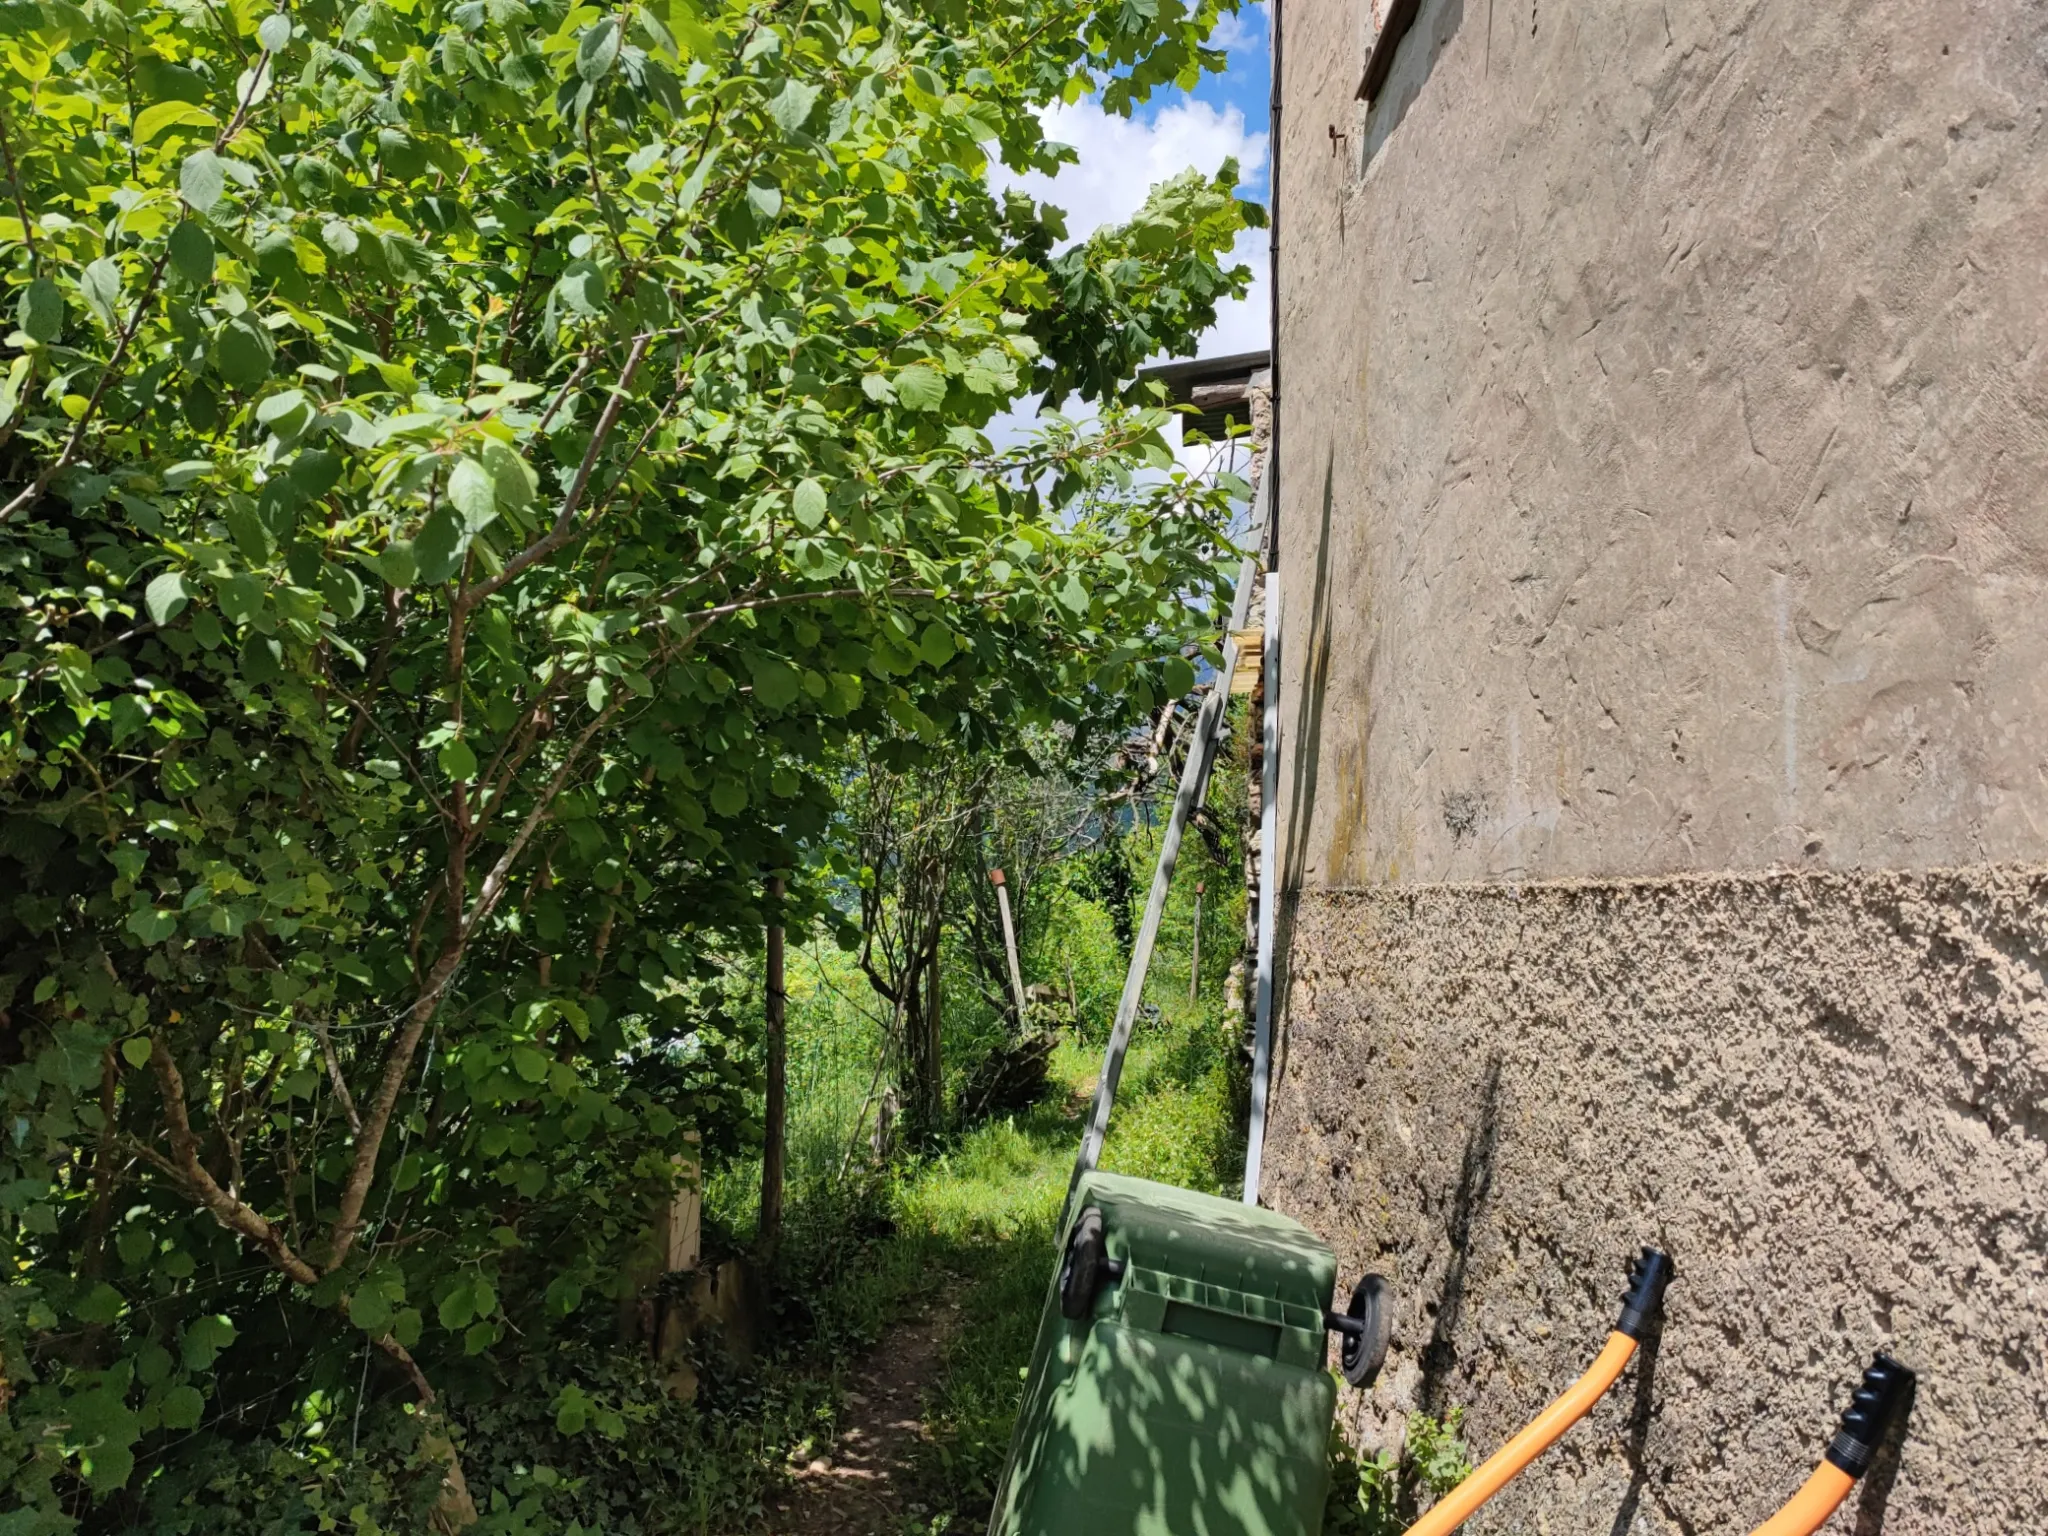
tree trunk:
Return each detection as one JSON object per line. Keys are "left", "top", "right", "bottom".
{"left": 903, "top": 945, "right": 944, "bottom": 1141}
{"left": 758, "top": 876, "right": 786, "bottom": 1258}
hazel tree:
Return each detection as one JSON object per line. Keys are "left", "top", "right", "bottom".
{"left": 0, "top": 0, "right": 1258, "bottom": 1517}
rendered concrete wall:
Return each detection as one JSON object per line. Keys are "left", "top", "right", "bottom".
{"left": 1265, "top": 0, "right": 2048, "bottom": 1529}
{"left": 1266, "top": 870, "right": 2048, "bottom": 1533}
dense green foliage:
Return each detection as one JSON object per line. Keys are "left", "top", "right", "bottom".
{"left": 0, "top": 0, "right": 1262, "bottom": 1523}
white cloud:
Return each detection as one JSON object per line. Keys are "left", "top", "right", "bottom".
{"left": 1208, "top": 2, "right": 1271, "bottom": 55}
{"left": 991, "top": 98, "right": 1270, "bottom": 360}
{"left": 1201, "top": 227, "right": 1270, "bottom": 358}
{"left": 994, "top": 98, "right": 1268, "bottom": 247}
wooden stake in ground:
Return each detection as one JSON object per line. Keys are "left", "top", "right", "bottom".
{"left": 990, "top": 868, "right": 1030, "bottom": 1027}
{"left": 759, "top": 875, "right": 786, "bottom": 1257}
{"left": 1189, "top": 881, "right": 1204, "bottom": 1000}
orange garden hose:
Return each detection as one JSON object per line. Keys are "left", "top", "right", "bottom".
{"left": 1744, "top": 1354, "right": 1916, "bottom": 1536}
{"left": 1405, "top": 1331, "right": 1640, "bottom": 1536}
{"left": 1747, "top": 1463, "right": 1856, "bottom": 1536}
{"left": 1405, "top": 1249, "right": 1673, "bottom": 1536}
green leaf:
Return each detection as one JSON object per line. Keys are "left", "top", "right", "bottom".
{"left": 577, "top": 18, "right": 621, "bottom": 81}
{"left": 675, "top": 144, "right": 720, "bottom": 214}
{"left": 19, "top": 276, "right": 61, "bottom": 342}
{"left": 555, "top": 260, "right": 606, "bottom": 318}
{"left": 510, "top": 1044, "right": 548, "bottom": 1083}
{"left": 120, "top": 1037, "right": 151, "bottom": 1068}
{"left": 447, "top": 456, "right": 497, "bottom": 530}
{"left": 414, "top": 504, "right": 466, "bottom": 585}
{"left": 180, "top": 148, "right": 226, "bottom": 213}
{"left": 554, "top": 1385, "right": 589, "bottom": 1435}
{"left": 181, "top": 1314, "right": 236, "bottom": 1371}
{"left": 918, "top": 622, "right": 956, "bottom": 667}
{"left": 437, "top": 1285, "right": 475, "bottom": 1331}
{"left": 212, "top": 314, "right": 274, "bottom": 388}
{"left": 791, "top": 477, "right": 828, "bottom": 530}
{"left": 322, "top": 563, "right": 366, "bottom": 620}
{"left": 134, "top": 100, "right": 218, "bottom": 143}
{"left": 144, "top": 571, "right": 189, "bottom": 625}
{"left": 745, "top": 179, "right": 783, "bottom": 221}
{"left": 1163, "top": 654, "right": 1195, "bottom": 696}
{"left": 79, "top": 257, "right": 121, "bottom": 327}
{"left": 348, "top": 1287, "right": 393, "bottom": 1335}
{"left": 393, "top": 1306, "right": 424, "bottom": 1349}
{"left": 74, "top": 1282, "right": 125, "bottom": 1324}
{"left": 126, "top": 907, "right": 177, "bottom": 944}
{"left": 767, "top": 80, "right": 820, "bottom": 135}
{"left": 321, "top": 218, "right": 359, "bottom": 256}
{"left": 894, "top": 366, "right": 946, "bottom": 411}
{"left": 158, "top": 1385, "right": 205, "bottom": 1431}
{"left": 480, "top": 439, "right": 537, "bottom": 510}
{"left": 438, "top": 736, "right": 478, "bottom": 781}
{"left": 167, "top": 221, "right": 214, "bottom": 284}
{"left": 373, "top": 540, "right": 418, "bottom": 589}
{"left": 256, "top": 12, "right": 291, "bottom": 51}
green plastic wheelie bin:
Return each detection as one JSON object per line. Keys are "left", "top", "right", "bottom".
{"left": 989, "top": 1170, "right": 1369, "bottom": 1536}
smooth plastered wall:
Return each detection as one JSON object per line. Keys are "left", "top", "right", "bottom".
{"left": 1274, "top": 0, "right": 2048, "bottom": 888}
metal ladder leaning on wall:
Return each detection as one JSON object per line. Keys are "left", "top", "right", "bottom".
{"left": 1068, "top": 470, "right": 1285, "bottom": 1209}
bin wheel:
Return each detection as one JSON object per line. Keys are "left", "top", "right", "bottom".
{"left": 1058, "top": 1207, "right": 1114, "bottom": 1320}
{"left": 1338, "top": 1274, "right": 1392, "bottom": 1388}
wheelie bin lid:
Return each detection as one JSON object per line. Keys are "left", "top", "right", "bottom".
{"left": 1073, "top": 1170, "right": 1337, "bottom": 1310}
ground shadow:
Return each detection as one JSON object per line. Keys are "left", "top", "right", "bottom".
{"left": 1604, "top": 1322, "right": 1665, "bottom": 1536}
{"left": 1851, "top": 1374, "right": 1918, "bottom": 1535}
{"left": 1418, "top": 1054, "right": 1502, "bottom": 1416}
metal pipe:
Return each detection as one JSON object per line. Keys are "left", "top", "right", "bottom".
{"left": 1242, "top": 569, "right": 1282, "bottom": 1204}
{"left": 1266, "top": 0, "right": 1283, "bottom": 570}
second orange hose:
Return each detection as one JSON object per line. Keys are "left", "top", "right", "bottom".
{"left": 1746, "top": 1462, "right": 1856, "bottom": 1536}
{"left": 1405, "top": 1331, "right": 1639, "bottom": 1536}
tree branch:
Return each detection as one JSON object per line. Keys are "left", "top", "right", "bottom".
{"left": 457, "top": 332, "right": 652, "bottom": 613}
{"left": 148, "top": 1036, "right": 320, "bottom": 1287}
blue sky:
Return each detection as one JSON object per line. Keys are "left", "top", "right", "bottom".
{"left": 991, "top": 2, "right": 1273, "bottom": 360}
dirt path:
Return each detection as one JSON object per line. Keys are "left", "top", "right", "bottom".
{"left": 766, "top": 1292, "right": 964, "bottom": 1536}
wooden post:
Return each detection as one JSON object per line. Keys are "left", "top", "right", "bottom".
{"left": 1189, "top": 881, "right": 1204, "bottom": 1000}
{"left": 758, "top": 875, "right": 786, "bottom": 1257}
{"left": 990, "top": 868, "right": 1029, "bottom": 1027}
{"left": 666, "top": 1131, "right": 703, "bottom": 1273}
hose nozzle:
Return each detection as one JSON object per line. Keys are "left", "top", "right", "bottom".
{"left": 1824, "top": 1352, "right": 1916, "bottom": 1479}
{"left": 1614, "top": 1247, "right": 1674, "bottom": 1340}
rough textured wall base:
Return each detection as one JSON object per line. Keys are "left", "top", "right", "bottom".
{"left": 1265, "top": 867, "right": 2047, "bottom": 1534}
